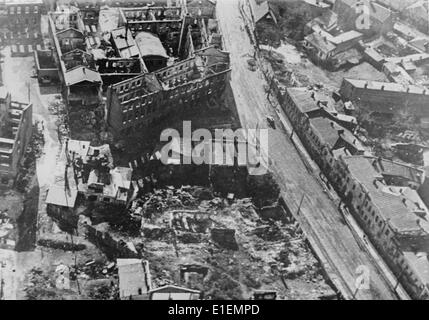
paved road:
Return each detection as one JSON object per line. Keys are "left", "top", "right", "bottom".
{"left": 216, "top": 0, "right": 398, "bottom": 300}
{"left": 0, "top": 47, "right": 61, "bottom": 299}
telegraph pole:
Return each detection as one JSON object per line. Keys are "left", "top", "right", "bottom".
{"left": 0, "top": 261, "right": 4, "bottom": 300}
{"left": 296, "top": 194, "right": 305, "bottom": 216}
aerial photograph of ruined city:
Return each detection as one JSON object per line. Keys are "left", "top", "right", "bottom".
{"left": 0, "top": 0, "right": 429, "bottom": 304}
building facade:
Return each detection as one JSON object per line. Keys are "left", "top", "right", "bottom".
{"left": 279, "top": 86, "right": 429, "bottom": 300}
{"left": 0, "top": 90, "right": 33, "bottom": 187}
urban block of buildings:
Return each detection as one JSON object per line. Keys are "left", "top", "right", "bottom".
{"left": 279, "top": 85, "right": 429, "bottom": 299}
{"left": 43, "top": 0, "right": 231, "bottom": 138}
{"left": 0, "top": 89, "right": 33, "bottom": 187}
{"left": 340, "top": 78, "right": 429, "bottom": 117}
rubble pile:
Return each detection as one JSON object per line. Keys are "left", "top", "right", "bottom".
{"left": 24, "top": 259, "right": 119, "bottom": 300}
{"left": 211, "top": 228, "right": 238, "bottom": 250}
{"left": 129, "top": 186, "right": 334, "bottom": 299}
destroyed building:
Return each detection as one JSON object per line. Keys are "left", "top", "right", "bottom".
{"left": 104, "top": 5, "right": 231, "bottom": 138}
{"left": 48, "top": 8, "right": 103, "bottom": 107}
{"left": 0, "top": 89, "right": 33, "bottom": 187}
{"left": 45, "top": 139, "right": 133, "bottom": 215}
{"left": 46, "top": 1, "right": 230, "bottom": 125}
{"left": 0, "top": 0, "right": 44, "bottom": 55}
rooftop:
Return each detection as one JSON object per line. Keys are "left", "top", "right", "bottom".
{"left": 342, "top": 78, "right": 429, "bottom": 95}
{"left": 286, "top": 87, "right": 337, "bottom": 114}
{"left": 135, "top": 31, "right": 168, "bottom": 59}
{"left": 64, "top": 66, "right": 102, "bottom": 86}
{"left": 336, "top": 0, "right": 395, "bottom": 23}
{"left": 310, "top": 116, "right": 364, "bottom": 152}
{"left": 343, "top": 156, "right": 429, "bottom": 234}
{"left": 403, "top": 251, "right": 429, "bottom": 288}
{"left": 330, "top": 30, "right": 363, "bottom": 45}
{"left": 117, "top": 259, "right": 150, "bottom": 299}
{"left": 249, "top": 0, "right": 274, "bottom": 24}
{"left": 149, "top": 285, "right": 201, "bottom": 300}
{"left": 305, "top": 32, "right": 336, "bottom": 54}
{"left": 111, "top": 27, "right": 140, "bottom": 58}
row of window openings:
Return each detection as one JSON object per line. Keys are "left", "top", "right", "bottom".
{"left": 125, "top": 9, "right": 181, "bottom": 17}
{"left": 120, "top": 81, "right": 214, "bottom": 103}
{"left": 9, "top": 6, "right": 38, "bottom": 14}
{"left": 122, "top": 88, "right": 208, "bottom": 114}
{"left": 116, "top": 63, "right": 197, "bottom": 94}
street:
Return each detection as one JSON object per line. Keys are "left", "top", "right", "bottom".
{"left": 0, "top": 47, "right": 61, "bottom": 299}
{"left": 216, "top": 0, "right": 399, "bottom": 300}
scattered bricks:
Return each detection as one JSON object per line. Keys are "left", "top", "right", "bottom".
{"left": 141, "top": 225, "right": 172, "bottom": 241}
{"left": 210, "top": 228, "right": 238, "bottom": 250}
{"left": 179, "top": 264, "right": 209, "bottom": 283}
{"left": 252, "top": 225, "right": 283, "bottom": 241}
{"left": 177, "top": 231, "right": 204, "bottom": 244}
{"left": 259, "top": 203, "right": 286, "bottom": 221}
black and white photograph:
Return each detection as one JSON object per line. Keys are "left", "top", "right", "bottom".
{"left": 0, "top": 0, "right": 428, "bottom": 306}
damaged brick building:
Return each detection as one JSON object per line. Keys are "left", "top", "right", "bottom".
{"left": 104, "top": 4, "right": 231, "bottom": 137}
{"left": 0, "top": 89, "right": 33, "bottom": 187}
{"left": 47, "top": 0, "right": 231, "bottom": 131}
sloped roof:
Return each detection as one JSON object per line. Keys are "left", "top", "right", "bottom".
{"left": 330, "top": 30, "right": 363, "bottom": 45}
{"left": 369, "top": 1, "right": 394, "bottom": 23}
{"left": 45, "top": 185, "right": 78, "bottom": 208}
{"left": 249, "top": 0, "right": 275, "bottom": 23}
{"left": 342, "top": 78, "right": 428, "bottom": 95}
{"left": 286, "top": 87, "right": 337, "bottom": 114}
{"left": 313, "top": 10, "right": 338, "bottom": 30}
{"left": 310, "top": 116, "right": 364, "bottom": 151}
{"left": 64, "top": 66, "right": 102, "bottom": 86}
{"left": 305, "top": 32, "right": 336, "bottom": 54}
{"left": 344, "top": 156, "right": 429, "bottom": 233}
{"left": 117, "top": 259, "right": 149, "bottom": 299}
{"left": 377, "top": 0, "right": 418, "bottom": 11}
{"left": 111, "top": 27, "right": 140, "bottom": 58}
{"left": 149, "top": 285, "right": 200, "bottom": 300}
{"left": 56, "top": 27, "right": 84, "bottom": 38}
{"left": 335, "top": 0, "right": 394, "bottom": 23}
{"left": 135, "top": 32, "right": 168, "bottom": 59}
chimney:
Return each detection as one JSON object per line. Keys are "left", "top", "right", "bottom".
{"left": 407, "top": 87, "right": 410, "bottom": 93}
{"left": 330, "top": 122, "right": 335, "bottom": 128}
{"left": 381, "top": 85, "right": 385, "bottom": 90}
{"left": 311, "top": 92, "right": 315, "bottom": 100}
{"left": 83, "top": 67, "right": 86, "bottom": 74}
{"left": 364, "top": 81, "right": 368, "bottom": 89}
